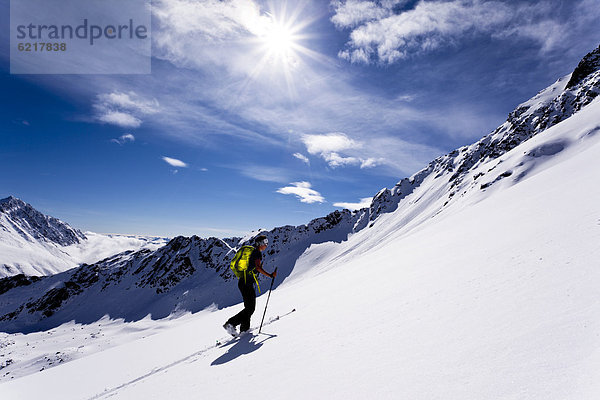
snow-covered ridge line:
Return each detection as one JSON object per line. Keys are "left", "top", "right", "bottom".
{"left": 367, "top": 44, "right": 600, "bottom": 221}
{"left": 0, "top": 208, "right": 365, "bottom": 332}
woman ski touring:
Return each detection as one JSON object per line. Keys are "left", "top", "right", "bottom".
{"left": 224, "top": 235, "right": 277, "bottom": 336}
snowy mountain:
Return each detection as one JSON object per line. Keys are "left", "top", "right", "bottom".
{"left": 0, "top": 45, "right": 599, "bottom": 397}
{"left": 1, "top": 44, "right": 599, "bottom": 335}
{"left": 0, "top": 196, "right": 86, "bottom": 247}
{"left": 0, "top": 196, "right": 169, "bottom": 278}
{"left": 0, "top": 196, "right": 86, "bottom": 277}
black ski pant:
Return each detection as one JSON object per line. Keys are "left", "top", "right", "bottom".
{"left": 226, "top": 278, "right": 256, "bottom": 332}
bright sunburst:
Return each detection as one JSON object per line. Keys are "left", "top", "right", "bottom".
{"left": 241, "top": 2, "right": 324, "bottom": 99}
{"left": 259, "top": 15, "right": 300, "bottom": 63}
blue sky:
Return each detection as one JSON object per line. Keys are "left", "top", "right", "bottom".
{"left": 1, "top": 0, "right": 599, "bottom": 238}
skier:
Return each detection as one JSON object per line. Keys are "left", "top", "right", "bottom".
{"left": 224, "top": 235, "right": 277, "bottom": 336}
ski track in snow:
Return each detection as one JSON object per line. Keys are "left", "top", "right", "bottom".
{"left": 86, "top": 312, "right": 292, "bottom": 400}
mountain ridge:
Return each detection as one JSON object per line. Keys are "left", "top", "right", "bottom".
{"left": 0, "top": 196, "right": 86, "bottom": 247}
{"left": 0, "top": 196, "right": 170, "bottom": 278}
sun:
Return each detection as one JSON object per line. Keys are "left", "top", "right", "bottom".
{"left": 258, "top": 15, "right": 301, "bottom": 64}
{"left": 240, "top": 2, "right": 325, "bottom": 99}
{"left": 264, "top": 24, "right": 294, "bottom": 54}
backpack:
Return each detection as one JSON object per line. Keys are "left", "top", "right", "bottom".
{"left": 230, "top": 245, "right": 256, "bottom": 280}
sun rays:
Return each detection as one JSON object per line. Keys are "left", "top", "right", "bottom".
{"left": 241, "top": 1, "right": 324, "bottom": 100}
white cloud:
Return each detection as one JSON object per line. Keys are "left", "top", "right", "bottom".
{"left": 330, "top": 0, "right": 390, "bottom": 28}
{"left": 360, "top": 158, "right": 379, "bottom": 168}
{"left": 98, "top": 92, "right": 160, "bottom": 115}
{"left": 162, "top": 156, "right": 188, "bottom": 168}
{"left": 323, "top": 152, "right": 360, "bottom": 168}
{"left": 333, "top": 197, "right": 373, "bottom": 211}
{"left": 293, "top": 153, "right": 310, "bottom": 165}
{"left": 154, "top": 0, "right": 267, "bottom": 42}
{"left": 302, "top": 132, "right": 359, "bottom": 155}
{"left": 299, "top": 131, "right": 442, "bottom": 175}
{"left": 98, "top": 111, "right": 142, "bottom": 128}
{"left": 276, "top": 181, "right": 326, "bottom": 204}
{"left": 94, "top": 91, "right": 159, "bottom": 128}
{"left": 300, "top": 132, "right": 388, "bottom": 170}
{"left": 332, "top": 0, "right": 582, "bottom": 64}
{"left": 301, "top": 132, "right": 363, "bottom": 168}
{"left": 111, "top": 133, "right": 136, "bottom": 145}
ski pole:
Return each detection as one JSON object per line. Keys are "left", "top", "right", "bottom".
{"left": 259, "top": 268, "right": 277, "bottom": 334}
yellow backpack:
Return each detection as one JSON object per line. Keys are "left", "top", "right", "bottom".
{"left": 229, "top": 246, "right": 260, "bottom": 291}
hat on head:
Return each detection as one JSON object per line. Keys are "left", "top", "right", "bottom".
{"left": 254, "top": 235, "right": 268, "bottom": 247}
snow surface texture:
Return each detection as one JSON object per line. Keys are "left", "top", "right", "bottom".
{"left": 1, "top": 44, "right": 599, "bottom": 398}
{"left": 0, "top": 196, "right": 168, "bottom": 278}
{"left": 1, "top": 95, "right": 599, "bottom": 399}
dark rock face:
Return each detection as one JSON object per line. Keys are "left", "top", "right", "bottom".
{"left": 0, "top": 274, "right": 42, "bottom": 295}
{"left": 132, "top": 236, "right": 215, "bottom": 293}
{"left": 567, "top": 45, "right": 600, "bottom": 89}
{"left": 0, "top": 196, "right": 86, "bottom": 246}
{"left": 23, "top": 265, "right": 100, "bottom": 317}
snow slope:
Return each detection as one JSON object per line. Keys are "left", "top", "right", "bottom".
{"left": 1, "top": 94, "right": 599, "bottom": 399}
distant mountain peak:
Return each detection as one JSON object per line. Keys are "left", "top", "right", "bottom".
{"left": 0, "top": 195, "right": 86, "bottom": 246}
{"left": 0, "top": 195, "right": 25, "bottom": 209}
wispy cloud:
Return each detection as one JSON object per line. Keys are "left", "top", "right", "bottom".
{"left": 293, "top": 152, "right": 310, "bottom": 165}
{"left": 330, "top": 0, "right": 391, "bottom": 28}
{"left": 94, "top": 91, "right": 159, "bottom": 128}
{"left": 98, "top": 111, "right": 142, "bottom": 128}
{"left": 111, "top": 133, "right": 136, "bottom": 145}
{"left": 333, "top": 197, "right": 372, "bottom": 211}
{"left": 332, "top": 0, "right": 593, "bottom": 64}
{"left": 99, "top": 92, "right": 160, "bottom": 114}
{"left": 276, "top": 181, "right": 326, "bottom": 204}
{"left": 236, "top": 164, "right": 292, "bottom": 183}
{"left": 162, "top": 156, "right": 188, "bottom": 168}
